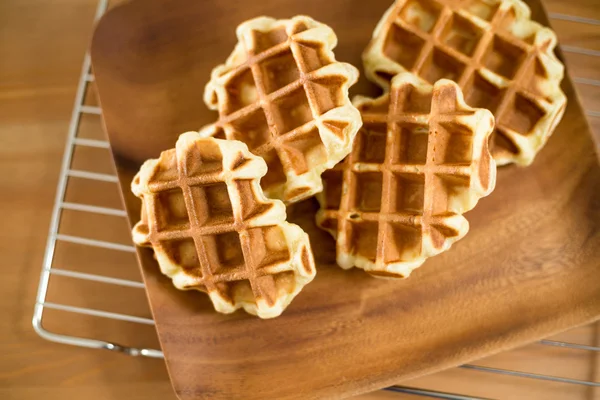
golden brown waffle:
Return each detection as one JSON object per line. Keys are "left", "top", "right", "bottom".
{"left": 316, "top": 74, "right": 496, "bottom": 278}
{"left": 202, "top": 16, "right": 362, "bottom": 204}
{"left": 363, "top": 0, "right": 566, "bottom": 166}
{"left": 132, "top": 132, "right": 316, "bottom": 318}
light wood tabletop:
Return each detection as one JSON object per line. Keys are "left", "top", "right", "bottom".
{"left": 1, "top": 0, "right": 598, "bottom": 399}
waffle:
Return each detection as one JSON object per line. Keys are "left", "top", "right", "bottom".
{"left": 132, "top": 132, "right": 316, "bottom": 318}
{"left": 316, "top": 73, "right": 496, "bottom": 278}
{"left": 363, "top": 0, "right": 566, "bottom": 166}
{"left": 202, "top": 16, "right": 362, "bottom": 204}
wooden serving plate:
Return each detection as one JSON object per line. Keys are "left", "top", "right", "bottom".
{"left": 91, "top": 0, "right": 600, "bottom": 398}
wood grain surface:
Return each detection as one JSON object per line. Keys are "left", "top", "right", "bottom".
{"left": 90, "top": 0, "right": 600, "bottom": 399}
{"left": 1, "top": 0, "right": 599, "bottom": 399}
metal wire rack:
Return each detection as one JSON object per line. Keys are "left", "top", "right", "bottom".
{"left": 33, "top": 0, "right": 600, "bottom": 398}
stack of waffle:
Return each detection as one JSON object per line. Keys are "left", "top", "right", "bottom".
{"left": 363, "top": 0, "right": 565, "bottom": 165}
{"left": 130, "top": 2, "right": 564, "bottom": 317}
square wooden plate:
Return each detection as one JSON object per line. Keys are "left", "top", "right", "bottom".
{"left": 91, "top": 0, "right": 600, "bottom": 398}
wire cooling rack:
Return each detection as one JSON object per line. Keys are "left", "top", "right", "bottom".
{"left": 33, "top": 0, "right": 600, "bottom": 398}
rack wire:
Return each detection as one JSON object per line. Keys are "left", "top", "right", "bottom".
{"left": 33, "top": 0, "right": 600, "bottom": 398}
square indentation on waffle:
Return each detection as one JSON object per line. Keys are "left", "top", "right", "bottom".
{"left": 346, "top": 220, "right": 379, "bottom": 263}
{"left": 355, "top": 122, "right": 388, "bottom": 164}
{"left": 223, "top": 69, "right": 258, "bottom": 115}
{"left": 160, "top": 238, "right": 200, "bottom": 272}
{"left": 390, "top": 173, "right": 425, "bottom": 214}
{"left": 433, "top": 120, "right": 474, "bottom": 164}
{"left": 501, "top": 92, "right": 545, "bottom": 135}
{"left": 463, "top": 0, "right": 501, "bottom": 21}
{"left": 392, "top": 123, "right": 429, "bottom": 165}
{"left": 251, "top": 27, "right": 289, "bottom": 54}
{"left": 185, "top": 138, "right": 224, "bottom": 176}
{"left": 432, "top": 173, "right": 471, "bottom": 215}
{"left": 260, "top": 149, "right": 287, "bottom": 189}
{"left": 280, "top": 126, "right": 327, "bottom": 174}
{"left": 520, "top": 57, "right": 556, "bottom": 102}
{"left": 192, "top": 182, "right": 235, "bottom": 227}
{"left": 229, "top": 108, "right": 271, "bottom": 151}
{"left": 440, "top": 14, "right": 483, "bottom": 57}
{"left": 154, "top": 188, "right": 190, "bottom": 231}
{"left": 395, "top": 86, "right": 433, "bottom": 114}
{"left": 463, "top": 71, "right": 507, "bottom": 114}
{"left": 295, "top": 41, "right": 332, "bottom": 73}
{"left": 271, "top": 87, "right": 314, "bottom": 135}
{"left": 352, "top": 172, "right": 384, "bottom": 212}
{"left": 248, "top": 226, "right": 292, "bottom": 269}
{"left": 482, "top": 36, "right": 527, "bottom": 80}
{"left": 202, "top": 231, "right": 245, "bottom": 276}
{"left": 306, "top": 77, "right": 347, "bottom": 115}
{"left": 383, "top": 222, "right": 423, "bottom": 264}
{"left": 259, "top": 50, "right": 301, "bottom": 94}
{"left": 321, "top": 169, "right": 344, "bottom": 211}
{"left": 398, "top": 0, "right": 442, "bottom": 32}
{"left": 419, "top": 47, "right": 467, "bottom": 84}
{"left": 233, "top": 179, "right": 274, "bottom": 221}
{"left": 383, "top": 23, "right": 426, "bottom": 70}
{"left": 148, "top": 152, "right": 179, "bottom": 182}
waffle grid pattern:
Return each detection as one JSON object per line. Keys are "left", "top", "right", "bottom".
{"left": 364, "top": 0, "right": 566, "bottom": 166}
{"left": 203, "top": 16, "right": 360, "bottom": 203}
{"left": 132, "top": 133, "right": 315, "bottom": 318}
{"left": 317, "top": 75, "right": 495, "bottom": 277}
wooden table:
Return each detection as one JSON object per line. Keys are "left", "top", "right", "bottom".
{"left": 1, "top": 0, "right": 598, "bottom": 399}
